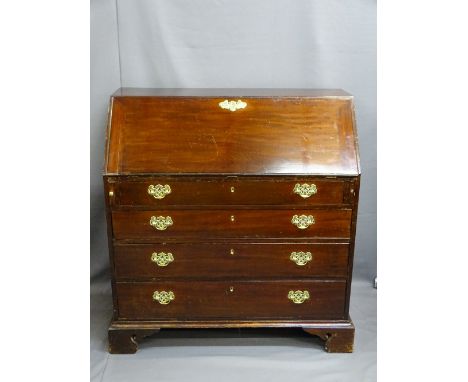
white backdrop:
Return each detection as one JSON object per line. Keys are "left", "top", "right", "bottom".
{"left": 91, "top": 0, "right": 376, "bottom": 280}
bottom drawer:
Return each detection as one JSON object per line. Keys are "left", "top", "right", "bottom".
{"left": 116, "top": 280, "right": 346, "bottom": 320}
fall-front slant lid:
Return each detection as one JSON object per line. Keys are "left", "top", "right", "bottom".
{"left": 105, "top": 88, "right": 359, "bottom": 176}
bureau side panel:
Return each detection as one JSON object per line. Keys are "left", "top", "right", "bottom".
{"left": 103, "top": 176, "right": 119, "bottom": 319}
{"left": 344, "top": 175, "right": 361, "bottom": 316}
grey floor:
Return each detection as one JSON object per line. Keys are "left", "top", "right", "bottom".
{"left": 91, "top": 278, "right": 376, "bottom": 382}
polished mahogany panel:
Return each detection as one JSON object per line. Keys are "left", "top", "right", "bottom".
{"left": 115, "top": 177, "right": 347, "bottom": 207}
{"left": 105, "top": 95, "right": 358, "bottom": 176}
{"left": 111, "top": 209, "right": 352, "bottom": 240}
{"left": 113, "top": 242, "right": 349, "bottom": 279}
{"left": 116, "top": 280, "right": 347, "bottom": 320}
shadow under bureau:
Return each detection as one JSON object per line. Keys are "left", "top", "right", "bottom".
{"left": 103, "top": 88, "right": 360, "bottom": 353}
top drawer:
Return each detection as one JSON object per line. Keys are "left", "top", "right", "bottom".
{"left": 110, "top": 177, "right": 350, "bottom": 207}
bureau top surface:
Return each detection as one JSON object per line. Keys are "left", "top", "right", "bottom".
{"left": 105, "top": 88, "right": 360, "bottom": 176}
{"left": 112, "top": 88, "right": 353, "bottom": 97}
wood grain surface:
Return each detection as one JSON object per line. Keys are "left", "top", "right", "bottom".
{"left": 111, "top": 209, "right": 352, "bottom": 240}
{"left": 105, "top": 95, "right": 359, "bottom": 176}
{"left": 115, "top": 176, "right": 348, "bottom": 207}
{"left": 116, "top": 280, "right": 347, "bottom": 320}
{"left": 113, "top": 242, "right": 349, "bottom": 279}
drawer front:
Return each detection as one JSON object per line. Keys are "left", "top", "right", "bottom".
{"left": 115, "top": 178, "right": 346, "bottom": 206}
{"left": 112, "top": 209, "right": 352, "bottom": 240}
{"left": 113, "top": 243, "right": 349, "bottom": 279}
{"left": 116, "top": 280, "right": 346, "bottom": 320}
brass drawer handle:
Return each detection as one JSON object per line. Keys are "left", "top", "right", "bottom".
{"left": 290, "top": 251, "right": 313, "bottom": 266}
{"left": 219, "top": 99, "right": 247, "bottom": 111}
{"left": 153, "top": 290, "right": 175, "bottom": 305}
{"left": 151, "top": 252, "right": 174, "bottom": 267}
{"left": 293, "top": 183, "right": 317, "bottom": 198}
{"left": 291, "top": 214, "right": 315, "bottom": 229}
{"left": 150, "top": 216, "right": 173, "bottom": 230}
{"left": 288, "top": 290, "right": 310, "bottom": 304}
{"left": 148, "top": 184, "right": 171, "bottom": 199}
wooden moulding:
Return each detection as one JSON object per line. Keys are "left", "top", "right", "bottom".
{"left": 108, "top": 319, "right": 354, "bottom": 354}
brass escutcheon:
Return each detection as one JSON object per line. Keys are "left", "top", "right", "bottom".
{"left": 150, "top": 216, "right": 173, "bottom": 231}
{"left": 219, "top": 99, "right": 247, "bottom": 112}
{"left": 290, "top": 251, "right": 313, "bottom": 266}
{"left": 291, "top": 215, "right": 315, "bottom": 229}
{"left": 153, "top": 290, "right": 175, "bottom": 305}
{"left": 148, "top": 184, "right": 171, "bottom": 199}
{"left": 151, "top": 252, "right": 174, "bottom": 267}
{"left": 293, "top": 183, "right": 317, "bottom": 198}
{"left": 288, "top": 290, "right": 310, "bottom": 304}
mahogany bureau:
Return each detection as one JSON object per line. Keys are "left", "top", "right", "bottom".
{"left": 103, "top": 88, "right": 360, "bottom": 353}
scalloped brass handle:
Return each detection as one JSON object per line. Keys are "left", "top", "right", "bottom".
{"left": 150, "top": 216, "right": 173, "bottom": 231}
{"left": 290, "top": 251, "right": 313, "bottom": 266}
{"left": 151, "top": 252, "right": 174, "bottom": 267}
{"left": 288, "top": 290, "right": 310, "bottom": 304}
{"left": 153, "top": 290, "right": 175, "bottom": 305}
{"left": 219, "top": 99, "right": 247, "bottom": 111}
{"left": 291, "top": 214, "right": 315, "bottom": 229}
{"left": 293, "top": 183, "right": 317, "bottom": 198}
{"left": 148, "top": 184, "right": 171, "bottom": 199}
